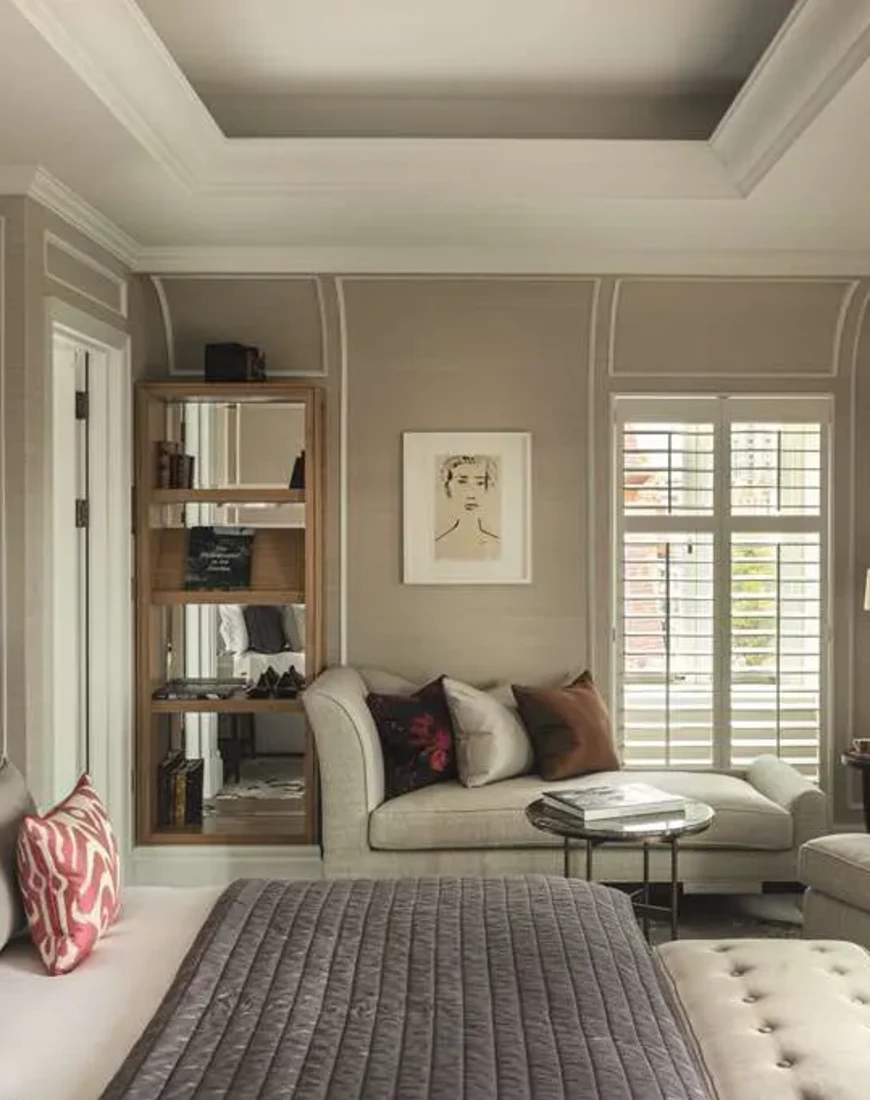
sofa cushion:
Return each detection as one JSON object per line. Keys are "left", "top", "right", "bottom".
{"left": 799, "top": 834, "right": 870, "bottom": 912}
{"left": 444, "top": 677, "right": 533, "bottom": 787}
{"left": 512, "top": 671, "right": 620, "bottom": 781}
{"left": 366, "top": 677, "right": 457, "bottom": 798}
{"left": 369, "top": 769, "right": 793, "bottom": 851}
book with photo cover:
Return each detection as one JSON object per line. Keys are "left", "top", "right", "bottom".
{"left": 184, "top": 526, "right": 254, "bottom": 591}
{"left": 541, "top": 782, "right": 687, "bottom": 823}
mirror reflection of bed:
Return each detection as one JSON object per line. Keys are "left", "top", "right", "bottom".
{"left": 200, "top": 602, "right": 308, "bottom": 839}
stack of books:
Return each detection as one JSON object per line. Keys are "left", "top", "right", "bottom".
{"left": 155, "top": 441, "right": 195, "bottom": 489}
{"left": 541, "top": 783, "right": 688, "bottom": 827}
{"left": 157, "top": 749, "right": 204, "bottom": 827}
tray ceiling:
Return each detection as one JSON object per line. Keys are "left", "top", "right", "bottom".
{"left": 135, "top": 0, "right": 796, "bottom": 139}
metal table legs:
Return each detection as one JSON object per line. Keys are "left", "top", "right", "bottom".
{"left": 564, "top": 836, "right": 682, "bottom": 941}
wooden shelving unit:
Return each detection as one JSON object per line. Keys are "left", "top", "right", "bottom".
{"left": 134, "top": 381, "right": 324, "bottom": 848}
{"left": 151, "top": 488, "right": 305, "bottom": 505}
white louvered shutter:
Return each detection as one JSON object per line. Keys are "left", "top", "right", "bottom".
{"left": 615, "top": 397, "right": 829, "bottom": 777}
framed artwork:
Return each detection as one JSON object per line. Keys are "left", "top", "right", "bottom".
{"left": 403, "top": 431, "right": 532, "bottom": 584}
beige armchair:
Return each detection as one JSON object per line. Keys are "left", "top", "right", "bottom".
{"left": 800, "top": 834, "right": 870, "bottom": 949}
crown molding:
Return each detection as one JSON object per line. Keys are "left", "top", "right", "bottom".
{"left": 29, "top": 169, "right": 140, "bottom": 268}
{"left": 712, "top": 0, "right": 870, "bottom": 193}
{"left": 136, "top": 244, "right": 870, "bottom": 278}
{"left": 12, "top": 0, "right": 870, "bottom": 203}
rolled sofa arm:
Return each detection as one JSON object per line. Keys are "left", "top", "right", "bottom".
{"left": 303, "top": 667, "right": 387, "bottom": 860}
{"left": 745, "top": 754, "right": 829, "bottom": 848}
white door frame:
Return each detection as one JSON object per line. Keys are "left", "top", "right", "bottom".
{"left": 43, "top": 298, "right": 132, "bottom": 856}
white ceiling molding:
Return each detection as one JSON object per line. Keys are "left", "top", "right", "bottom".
{"left": 28, "top": 169, "right": 140, "bottom": 268}
{"left": 712, "top": 0, "right": 870, "bottom": 193}
{"left": 4, "top": 165, "right": 870, "bottom": 276}
{"left": 10, "top": 0, "right": 870, "bottom": 203}
{"left": 7, "top": 0, "right": 214, "bottom": 188}
{"left": 135, "top": 244, "right": 870, "bottom": 278}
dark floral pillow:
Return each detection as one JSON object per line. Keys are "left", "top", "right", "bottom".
{"left": 366, "top": 677, "right": 457, "bottom": 799}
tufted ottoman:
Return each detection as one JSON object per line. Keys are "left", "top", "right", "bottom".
{"left": 800, "top": 833, "right": 870, "bottom": 949}
{"left": 657, "top": 939, "right": 870, "bottom": 1099}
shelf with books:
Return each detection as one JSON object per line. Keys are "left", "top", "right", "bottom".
{"left": 151, "top": 526, "right": 304, "bottom": 598}
{"left": 151, "top": 488, "right": 305, "bottom": 505}
{"left": 135, "top": 381, "right": 324, "bottom": 851}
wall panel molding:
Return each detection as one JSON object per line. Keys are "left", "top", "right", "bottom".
{"left": 607, "top": 276, "right": 858, "bottom": 379}
{"left": 151, "top": 274, "right": 328, "bottom": 377}
{"left": 44, "top": 231, "right": 128, "bottom": 318}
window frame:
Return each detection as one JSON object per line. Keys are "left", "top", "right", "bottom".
{"left": 612, "top": 394, "right": 833, "bottom": 775}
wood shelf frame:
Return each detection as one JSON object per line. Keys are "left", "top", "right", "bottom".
{"left": 150, "top": 697, "right": 304, "bottom": 714}
{"left": 135, "top": 381, "right": 325, "bottom": 850}
{"left": 151, "top": 488, "right": 305, "bottom": 505}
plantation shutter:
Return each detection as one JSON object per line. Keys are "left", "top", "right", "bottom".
{"left": 615, "top": 396, "right": 829, "bottom": 777}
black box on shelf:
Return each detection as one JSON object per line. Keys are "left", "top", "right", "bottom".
{"left": 204, "top": 343, "right": 266, "bottom": 382}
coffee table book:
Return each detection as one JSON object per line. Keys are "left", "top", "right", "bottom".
{"left": 542, "top": 783, "right": 688, "bottom": 823}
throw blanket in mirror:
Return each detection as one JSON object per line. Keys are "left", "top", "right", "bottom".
{"left": 101, "top": 877, "right": 709, "bottom": 1100}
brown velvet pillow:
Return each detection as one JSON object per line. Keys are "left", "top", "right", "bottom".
{"left": 512, "top": 671, "right": 620, "bottom": 781}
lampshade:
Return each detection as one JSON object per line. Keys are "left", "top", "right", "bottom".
{"left": 864, "top": 569, "right": 870, "bottom": 611}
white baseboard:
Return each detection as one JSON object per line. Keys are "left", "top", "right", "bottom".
{"left": 129, "top": 845, "right": 323, "bottom": 887}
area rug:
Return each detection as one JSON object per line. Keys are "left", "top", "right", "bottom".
{"left": 214, "top": 757, "right": 305, "bottom": 802}
{"left": 649, "top": 891, "right": 803, "bottom": 945}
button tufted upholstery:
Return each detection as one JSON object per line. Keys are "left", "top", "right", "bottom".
{"left": 657, "top": 939, "right": 870, "bottom": 1100}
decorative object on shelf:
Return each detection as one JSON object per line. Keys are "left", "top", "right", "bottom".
{"left": 204, "top": 342, "right": 266, "bottom": 382}
{"left": 403, "top": 431, "right": 532, "bottom": 584}
{"left": 156, "top": 441, "right": 195, "bottom": 489}
{"left": 184, "top": 526, "right": 254, "bottom": 590}
{"left": 152, "top": 678, "right": 249, "bottom": 701}
{"left": 242, "top": 605, "right": 288, "bottom": 654}
{"left": 244, "top": 665, "right": 305, "bottom": 699}
{"left": 156, "top": 750, "right": 204, "bottom": 827}
{"left": 289, "top": 449, "right": 305, "bottom": 489}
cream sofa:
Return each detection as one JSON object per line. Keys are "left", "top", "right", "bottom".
{"left": 800, "top": 833, "right": 870, "bottom": 948}
{"left": 304, "top": 667, "right": 829, "bottom": 884}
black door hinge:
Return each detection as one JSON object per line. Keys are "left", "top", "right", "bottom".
{"left": 75, "top": 498, "right": 89, "bottom": 529}
{"left": 75, "top": 390, "right": 89, "bottom": 420}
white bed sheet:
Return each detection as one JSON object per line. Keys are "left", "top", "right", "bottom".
{"left": 0, "top": 885, "right": 222, "bottom": 1100}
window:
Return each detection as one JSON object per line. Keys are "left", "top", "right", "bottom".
{"left": 614, "top": 396, "right": 829, "bottom": 777}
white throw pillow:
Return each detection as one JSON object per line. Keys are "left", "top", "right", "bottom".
{"left": 218, "top": 604, "right": 249, "bottom": 655}
{"left": 444, "top": 677, "right": 534, "bottom": 787}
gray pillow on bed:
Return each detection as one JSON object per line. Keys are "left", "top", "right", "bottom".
{"left": 0, "top": 759, "right": 35, "bottom": 951}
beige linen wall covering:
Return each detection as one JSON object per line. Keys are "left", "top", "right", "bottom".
{"left": 343, "top": 278, "right": 597, "bottom": 684}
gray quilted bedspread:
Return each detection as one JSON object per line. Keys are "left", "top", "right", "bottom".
{"left": 101, "top": 877, "right": 709, "bottom": 1100}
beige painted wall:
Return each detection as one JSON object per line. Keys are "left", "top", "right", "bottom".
{"left": 344, "top": 278, "right": 595, "bottom": 683}
{"left": 0, "top": 198, "right": 135, "bottom": 788}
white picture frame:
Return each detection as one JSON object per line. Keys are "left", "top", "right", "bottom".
{"left": 403, "top": 431, "right": 532, "bottom": 584}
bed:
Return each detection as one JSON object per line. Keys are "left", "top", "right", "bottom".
{"left": 0, "top": 876, "right": 713, "bottom": 1100}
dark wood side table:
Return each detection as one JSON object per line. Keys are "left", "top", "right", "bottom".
{"left": 525, "top": 798, "right": 715, "bottom": 941}
{"left": 841, "top": 751, "right": 870, "bottom": 831}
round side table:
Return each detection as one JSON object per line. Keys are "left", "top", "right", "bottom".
{"left": 841, "top": 751, "right": 870, "bottom": 831}
{"left": 525, "top": 798, "right": 715, "bottom": 941}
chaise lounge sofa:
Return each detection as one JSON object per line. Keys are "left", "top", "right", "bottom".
{"left": 304, "top": 666, "right": 829, "bottom": 885}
